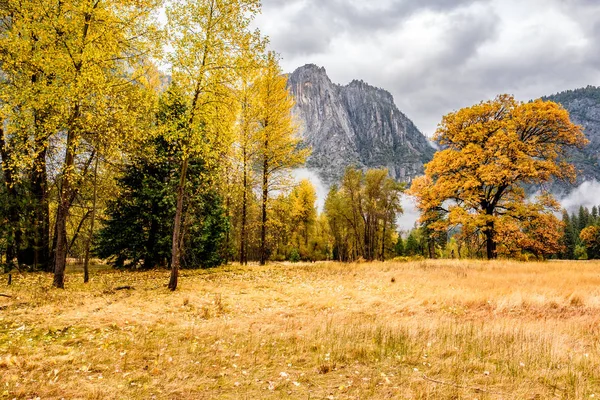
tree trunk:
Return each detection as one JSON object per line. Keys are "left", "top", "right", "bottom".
{"left": 169, "top": 157, "right": 189, "bottom": 291}
{"left": 240, "top": 151, "right": 248, "bottom": 265}
{"left": 83, "top": 153, "right": 99, "bottom": 283}
{"left": 53, "top": 130, "right": 77, "bottom": 288}
{"left": 380, "top": 220, "right": 386, "bottom": 261}
{"left": 485, "top": 221, "right": 497, "bottom": 260}
{"left": 259, "top": 149, "right": 268, "bottom": 266}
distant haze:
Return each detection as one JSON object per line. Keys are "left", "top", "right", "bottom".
{"left": 291, "top": 168, "right": 328, "bottom": 211}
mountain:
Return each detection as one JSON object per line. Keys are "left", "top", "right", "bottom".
{"left": 543, "top": 86, "right": 600, "bottom": 194}
{"left": 287, "top": 64, "right": 435, "bottom": 185}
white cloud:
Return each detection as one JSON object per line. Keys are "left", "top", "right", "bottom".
{"left": 558, "top": 180, "right": 600, "bottom": 212}
{"left": 398, "top": 195, "right": 420, "bottom": 232}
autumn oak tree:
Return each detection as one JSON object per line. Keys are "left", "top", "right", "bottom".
{"left": 410, "top": 95, "right": 588, "bottom": 259}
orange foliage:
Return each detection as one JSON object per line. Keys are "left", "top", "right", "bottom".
{"left": 409, "top": 95, "right": 587, "bottom": 259}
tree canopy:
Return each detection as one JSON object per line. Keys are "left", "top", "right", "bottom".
{"left": 409, "top": 95, "right": 588, "bottom": 259}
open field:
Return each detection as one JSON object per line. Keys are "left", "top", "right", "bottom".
{"left": 1, "top": 260, "right": 600, "bottom": 399}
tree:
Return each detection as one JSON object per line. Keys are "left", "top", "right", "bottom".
{"left": 404, "top": 231, "right": 420, "bottom": 256}
{"left": 410, "top": 95, "right": 588, "bottom": 259}
{"left": 233, "top": 47, "right": 263, "bottom": 265}
{"left": 0, "top": 0, "right": 161, "bottom": 286}
{"left": 290, "top": 179, "right": 318, "bottom": 248}
{"left": 324, "top": 185, "right": 352, "bottom": 261}
{"left": 255, "top": 53, "right": 309, "bottom": 265}
{"left": 560, "top": 209, "right": 577, "bottom": 259}
{"left": 165, "top": 0, "right": 264, "bottom": 289}
{"left": 95, "top": 133, "right": 229, "bottom": 270}
{"left": 323, "top": 167, "right": 404, "bottom": 261}
{"left": 578, "top": 206, "right": 590, "bottom": 232}
{"left": 394, "top": 236, "right": 405, "bottom": 257}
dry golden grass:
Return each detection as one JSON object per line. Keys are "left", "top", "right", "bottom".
{"left": 2, "top": 259, "right": 600, "bottom": 399}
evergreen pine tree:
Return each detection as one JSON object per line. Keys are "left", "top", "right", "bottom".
{"left": 561, "top": 209, "right": 576, "bottom": 259}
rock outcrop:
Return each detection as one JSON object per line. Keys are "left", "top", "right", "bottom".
{"left": 287, "top": 64, "right": 435, "bottom": 185}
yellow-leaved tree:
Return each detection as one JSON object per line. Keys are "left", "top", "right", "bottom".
{"left": 232, "top": 40, "right": 263, "bottom": 266}
{"left": 0, "top": 0, "right": 162, "bottom": 287}
{"left": 409, "top": 95, "right": 588, "bottom": 259}
{"left": 165, "top": 0, "right": 265, "bottom": 289}
{"left": 255, "top": 53, "right": 309, "bottom": 265}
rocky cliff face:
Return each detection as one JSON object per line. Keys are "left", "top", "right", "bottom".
{"left": 287, "top": 64, "right": 435, "bottom": 185}
{"left": 543, "top": 86, "right": 600, "bottom": 194}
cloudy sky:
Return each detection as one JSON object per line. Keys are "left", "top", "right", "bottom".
{"left": 253, "top": 0, "right": 600, "bottom": 136}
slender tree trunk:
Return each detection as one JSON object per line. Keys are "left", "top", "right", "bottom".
{"left": 259, "top": 148, "right": 268, "bottom": 266}
{"left": 240, "top": 150, "right": 248, "bottom": 265}
{"left": 83, "top": 153, "right": 99, "bottom": 283}
{"left": 380, "top": 219, "right": 386, "bottom": 261}
{"left": 429, "top": 237, "right": 436, "bottom": 259}
{"left": 53, "top": 129, "right": 77, "bottom": 288}
{"left": 169, "top": 157, "right": 189, "bottom": 291}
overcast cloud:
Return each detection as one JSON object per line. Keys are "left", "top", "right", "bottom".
{"left": 254, "top": 0, "right": 600, "bottom": 136}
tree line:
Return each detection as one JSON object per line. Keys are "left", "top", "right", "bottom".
{"left": 0, "top": 0, "right": 408, "bottom": 290}
{"left": 0, "top": 0, "right": 313, "bottom": 289}
{"left": 0, "top": 1, "right": 593, "bottom": 291}
{"left": 560, "top": 206, "right": 600, "bottom": 260}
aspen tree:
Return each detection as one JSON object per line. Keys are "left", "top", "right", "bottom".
{"left": 0, "top": 0, "right": 161, "bottom": 286}
{"left": 166, "top": 0, "right": 263, "bottom": 289}
{"left": 255, "top": 53, "right": 309, "bottom": 265}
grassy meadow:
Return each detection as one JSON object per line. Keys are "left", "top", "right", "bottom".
{"left": 1, "top": 259, "right": 600, "bottom": 399}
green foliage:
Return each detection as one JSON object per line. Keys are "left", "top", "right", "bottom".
{"left": 559, "top": 205, "right": 600, "bottom": 260}
{"left": 324, "top": 167, "right": 404, "bottom": 262}
{"left": 96, "top": 86, "right": 229, "bottom": 269}
{"left": 575, "top": 244, "right": 588, "bottom": 260}
{"left": 289, "top": 248, "right": 300, "bottom": 263}
{"left": 394, "top": 236, "right": 405, "bottom": 257}
{"left": 96, "top": 141, "right": 229, "bottom": 269}
{"left": 95, "top": 149, "right": 175, "bottom": 268}
{"left": 404, "top": 231, "right": 421, "bottom": 257}
{"left": 560, "top": 210, "right": 577, "bottom": 259}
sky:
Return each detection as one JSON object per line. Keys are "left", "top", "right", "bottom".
{"left": 256, "top": 0, "right": 600, "bottom": 228}
{"left": 253, "top": 0, "right": 600, "bottom": 136}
